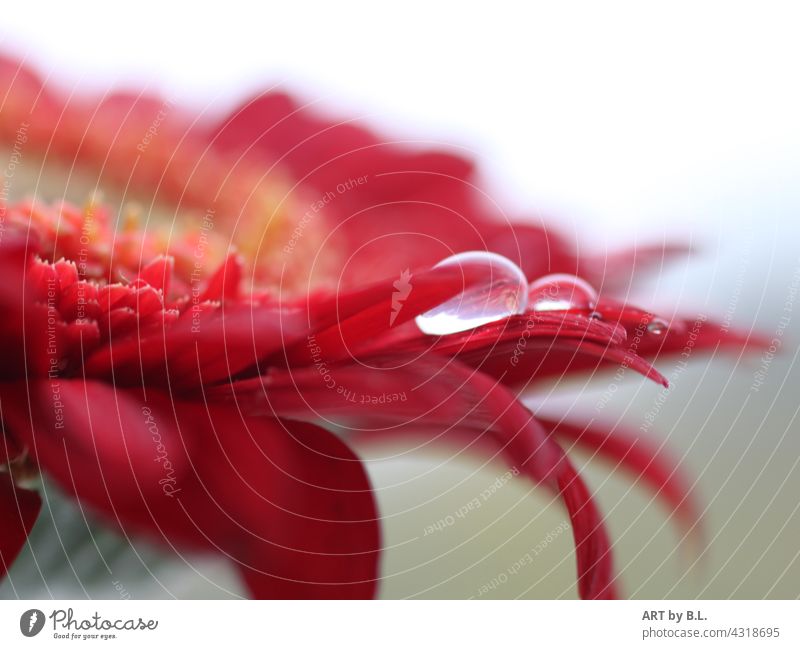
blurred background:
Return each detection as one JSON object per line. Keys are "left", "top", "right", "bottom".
{"left": 1, "top": 1, "right": 798, "bottom": 598}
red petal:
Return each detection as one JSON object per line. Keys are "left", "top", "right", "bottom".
{"left": 221, "top": 357, "right": 559, "bottom": 479}
{"left": 592, "top": 301, "right": 765, "bottom": 361}
{"left": 136, "top": 255, "right": 174, "bottom": 294}
{"left": 578, "top": 242, "right": 695, "bottom": 292}
{"left": 2, "top": 380, "right": 380, "bottom": 598}
{"left": 381, "top": 311, "right": 626, "bottom": 359}
{"left": 427, "top": 327, "right": 668, "bottom": 389}
{"left": 541, "top": 417, "right": 703, "bottom": 545}
{"left": 84, "top": 302, "right": 303, "bottom": 389}
{"left": 555, "top": 456, "right": 617, "bottom": 599}
{"left": 0, "top": 55, "right": 61, "bottom": 147}
{"left": 282, "top": 261, "right": 508, "bottom": 367}
{"left": 219, "top": 357, "right": 616, "bottom": 598}
{"left": 198, "top": 253, "right": 243, "bottom": 303}
{"left": 209, "top": 92, "right": 475, "bottom": 203}
{"left": 0, "top": 232, "right": 50, "bottom": 378}
{"left": 1, "top": 380, "right": 191, "bottom": 524}
{"left": 229, "top": 419, "right": 380, "bottom": 598}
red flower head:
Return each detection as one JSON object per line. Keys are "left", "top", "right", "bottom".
{"left": 0, "top": 56, "right": 758, "bottom": 598}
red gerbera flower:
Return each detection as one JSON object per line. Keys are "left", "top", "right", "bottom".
{"left": 0, "top": 56, "right": 758, "bottom": 599}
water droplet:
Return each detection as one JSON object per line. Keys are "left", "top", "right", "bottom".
{"left": 647, "top": 318, "right": 669, "bottom": 335}
{"left": 528, "top": 274, "right": 598, "bottom": 312}
{"left": 415, "top": 251, "right": 528, "bottom": 335}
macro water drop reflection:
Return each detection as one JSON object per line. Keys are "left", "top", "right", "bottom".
{"left": 528, "top": 273, "right": 598, "bottom": 312}
{"left": 647, "top": 318, "right": 669, "bottom": 335}
{"left": 415, "top": 251, "right": 528, "bottom": 335}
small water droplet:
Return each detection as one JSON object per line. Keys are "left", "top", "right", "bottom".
{"left": 528, "top": 274, "right": 598, "bottom": 312}
{"left": 647, "top": 318, "right": 669, "bottom": 335}
{"left": 415, "top": 251, "right": 528, "bottom": 335}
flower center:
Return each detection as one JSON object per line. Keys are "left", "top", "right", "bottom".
{"left": 0, "top": 146, "right": 339, "bottom": 295}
